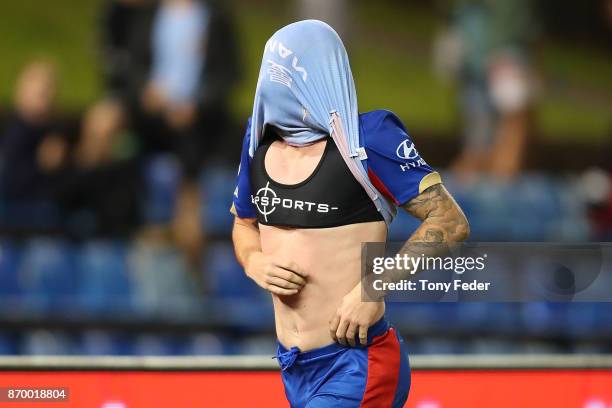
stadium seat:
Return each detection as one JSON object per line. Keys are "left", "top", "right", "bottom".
{"left": 142, "top": 154, "right": 182, "bottom": 224}
{"left": 132, "top": 334, "right": 175, "bottom": 356}
{"left": 80, "top": 330, "right": 123, "bottom": 356}
{"left": 238, "top": 335, "right": 278, "bottom": 355}
{"left": 566, "top": 303, "right": 605, "bottom": 339}
{"left": 189, "top": 333, "right": 225, "bottom": 355}
{"left": 128, "top": 242, "right": 198, "bottom": 316}
{"left": 204, "top": 242, "right": 261, "bottom": 299}
{"left": 203, "top": 241, "right": 273, "bottom": 329}
{"left": 200, "top": 165, "right": 236, "bottom": 236}
{"left": 482, "top": 303, "right": 522, "bottom": 335}
{"left": 19, "top": 239, "right": 77, "bottom": 311}
{"left": 520, "top": 302, "right": 569, "bottom": 337}
{"left": 22, "top": 330, "right": 76, "bottom": 355}
{"left": 77, "top": 241, "right": 131, "bottom": 314}
{"left": 0, "top": 332, "right": 17, "bottom": 355}
{"left": 0, "top": 240, "right": 23, "bottom": 298}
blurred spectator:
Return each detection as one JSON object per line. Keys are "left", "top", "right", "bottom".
{"left": 434, "top": 0, "right": 539, "bottom": 180}
{"left": 144, "top": 0, "right": 207, "bottom": 118}
{"left": 100, "top": 0, "right": 156, "bottom": 104}
{"left": 139, "top": 0, "right": 209, "bottom": 172}
{"left": 0, "top": 60, "right": 68, "bottom": 229}
{"left": 74, "top": 99, "right": 134, "bottom": 169}
{"left": 58, "top": 99, "right": 142, "bottom": 238}
{"left": 136, "top": 0, "right": 240, "bottom": 173}
{"left": 101, "top": 0, "right": 240, "bottom": 169}
{"left": 100, "top": 0, "right": 240, "bottom": 264}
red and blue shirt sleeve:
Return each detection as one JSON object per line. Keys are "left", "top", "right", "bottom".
{"left": 361, "top": 110, "right": 441, "bottom": 207}
{"left": 230, "top": 117, "right": 258, "bottom": 218}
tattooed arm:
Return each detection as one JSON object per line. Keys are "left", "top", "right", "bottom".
{"left": 332, "top": 183, "right": 469, "bottom": 344}
{"left": 363, "top": 183, "right": 470, "bottom": 292}
{"left": 403, "top": 183, "right": 469, "bottom": 244}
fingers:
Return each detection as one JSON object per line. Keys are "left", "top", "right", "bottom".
{"left": 346, "top": 322, "right": 358, "bottom": 347}
{"left": 330, "top": 316, "right": 369, "bottom": 347}
{"left": 358, "top": 325, "right": 368, "bottom": 346}
{"left": 281, "top": 269, "right": 307, "bottom": 286}
{"left": 341, "top": 321, "right": 365, "bottom": 347}
{"left": 329, "top": 314, "right": 340, "bottom": 342}
{"left": 276, "top": 259, "right": 308, "bottom": 280}
{"left": 335, "top": 319, "right": 350, "bottom": 346}
{"left": 258, "top": 257, "right": 307, "bottom": 296}
{"left": 266, "top": 275, "right": 302, "bottom": 290}
{"left": 266, "top": 285, "right": 299, "bottom": 296}
{"left": 270, "top": 267, "right": 306, "bottom": 287}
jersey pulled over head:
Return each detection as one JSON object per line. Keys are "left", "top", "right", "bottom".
{"left": 249, "top": 20, "right": 396, "bottom": 223}
{"left": 250, "top": 20, "right": 355, "bottom": 151}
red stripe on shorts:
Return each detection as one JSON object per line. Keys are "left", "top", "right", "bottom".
{"left": 360, "top": 327, "right": 401, "bottom": 408}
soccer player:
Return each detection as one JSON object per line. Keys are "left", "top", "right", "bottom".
{"left": 231, "top": 20, "right": 469, "bottom": 407}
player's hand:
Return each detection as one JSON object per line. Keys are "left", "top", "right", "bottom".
{"left": 246, "top": 252, "right": 307, "bottom": 296}
{"left": 330, "top": 283, "right": 385, "bottom": 347}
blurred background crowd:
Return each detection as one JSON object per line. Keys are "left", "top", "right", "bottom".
{"left": 0, "top": 0, "right": 611, "bottom": 356}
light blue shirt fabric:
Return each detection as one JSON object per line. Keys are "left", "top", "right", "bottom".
{"left": 151, "top": 1, "right": 209, "bottom": 104}
{"left": 248, "top": 20, "right": 396, "bottom": 224}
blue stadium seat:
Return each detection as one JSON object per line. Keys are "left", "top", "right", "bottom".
{"left": 565, "top": 303, "right": 605, "bottom": 339}
{"left": 0, "top": 241, "right": 23, "bottom": 298}
{"left": 591, "top": 303, "right": 612, "bottom": 338}
{"left": 482, "top": 303, "right": 522, "bottom": 335}
{"left": 409, "top": 337, "right": 467, "bottom": 355}
{"left": 127, "top": 242, "right": 198, "bottom": 316}
{"left": 385, "top": 303, "right": 438, "bottom": 332}
{"left": 200, "top": 166, "right": 236, "bottom": 236}
{"left": 142, "top": 154, "right": 182, "bottom": 224}
{"left": 238, "top": 335, "right": 278, "bottom": 355}
{"left": 80, "top": 330, "right": 123, "bottom": 355}
{"left": 204, "top": 242, "right": 261, "bottom": 299}
{"left": 22, "top": 330, "right": 76, "bottom": 355}
{"left": 132, "top": 334, "right": 176, "bottom": 356}
{"left": 189, "top": 333, "right": 225, "bottom": 355}
{"left": 0, "top": 332, "right": 17, "bottom": 355}
{"left": 469, "top": 180, "right": 515, "bottom": 240}
{"left": 77, "top": 241, "right": 131, "bottom": 314}
{"left": 518, "top": 175, "right": 563, "bottom": 221}
{"left": 19, "top": 239, "right": 77, "bottom": 311}
{"left": 204, "top": 241, "right": 273, "bottom": 329}
{"left": 520, "top": 302, "right": 568, "bottom": 337}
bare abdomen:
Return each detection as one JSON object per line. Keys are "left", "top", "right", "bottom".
{"left": 259, "top": 221, "right": 386, "bottom": 351}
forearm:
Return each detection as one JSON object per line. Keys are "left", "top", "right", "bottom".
{"left": 232, "top": 216, "right": 307, "bottom": 296}
{"left": 371, "top": 184, "right": 470, "bottom": 287}
{"left": 405, "top": 184, "right": 470, "bottom": 244}
{"left": 231, "top": 217, "right": 261, "bottom": 268}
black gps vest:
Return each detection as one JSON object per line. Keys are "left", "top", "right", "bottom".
{"left": 250, "top": 134, "right": 383, "bottom": 228}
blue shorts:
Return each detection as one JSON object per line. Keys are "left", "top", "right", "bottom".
{"left": 276, "top": 318, "right": 410, "bottom": 408}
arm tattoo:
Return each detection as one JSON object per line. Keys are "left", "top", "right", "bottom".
{"left": 363, "top": 184, "right": 469, "bottom": 292}
{"left": 364, "top": 184, "right": 469, "bottom": 292}
{"left": 424, "top": 228, "right": 445, "bottom": 243}
{"left": 402, "top": 184, "right": 469, "bottom": 243}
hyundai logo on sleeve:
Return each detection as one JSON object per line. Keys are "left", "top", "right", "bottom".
{"left": 396, "top": 139, "right": 427, "bottom": 172}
